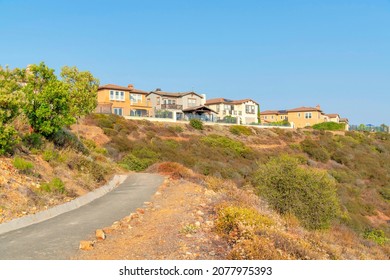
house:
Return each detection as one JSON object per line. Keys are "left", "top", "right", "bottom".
{"left": 287, "top": 105, "right": 324, "bottom": 128}
{"left": 325, "top": 113, "right": 341, "bottom": 123}
{"left": 146, "top": 89, "right": 215, "bottom": 121}
{"left": 205, "top": 98, "right": 259, "bottom": 124}
{"left": 260, "top": 110, "right": 288, "bottom": 123}
{"left": 339, "top": 118, "right": 350, "bottom": 131}
{"left": 96, "top": 84, "right": 152, "bottom": 117}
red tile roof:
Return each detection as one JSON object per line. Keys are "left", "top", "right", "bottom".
{"left": 98, "top": 84, "right": 148, "bottom": 94}
{"left": 288, "top": 106, "right": 322, "bottom": 113}
{"left": 325, "top": 113, "right": 340, "bottom": 118}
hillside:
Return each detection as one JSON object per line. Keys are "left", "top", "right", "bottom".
{"left": 1, "top": 114, "right": 390, "bottom": 259}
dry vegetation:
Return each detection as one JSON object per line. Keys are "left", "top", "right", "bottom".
{"left": 2, "top": 113, "right": 389, "bottom": 259}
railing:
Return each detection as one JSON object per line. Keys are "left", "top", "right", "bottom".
{"left": 161, "top": 104, "right": 183, "bottom": 110}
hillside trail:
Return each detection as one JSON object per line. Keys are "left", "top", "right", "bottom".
{"left": 73, "top": 178, "right": 229, "bottom": 260}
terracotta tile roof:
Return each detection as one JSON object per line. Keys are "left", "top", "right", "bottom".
{"left": 325, "top": 113, "right": 340, "bottom": 118}
{"left": 261, "top": 110, "right": 288, "bottom": 115}
{"left": 288, "top": 106, "right": 322, "bottom": 113}
{"left": 339, "top": 118, "right": 349, "bottom": 122}
{"left": 98, "top": 84, "right": 148, "bottom": 94}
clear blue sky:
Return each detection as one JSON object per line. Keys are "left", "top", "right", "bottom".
{"left": 1, "top": 0, "right": 389, "bottom": 125}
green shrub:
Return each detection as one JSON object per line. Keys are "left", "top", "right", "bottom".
{"left": 201, "top": 134, "right": 251, "bottom": 157}
{"left": 254, "top": 155, "right": 340, "bottom": 230}
{"left": 363, "top": 229, "right": 389, "bottom": 245}
{"left": 168, "top": 125, "right": 183, "bottom": 134}
{"left": 13, "top": 157, "right": 34, "bottom": 173}
{"left": 67, "top": 155, "right": 107, "bottom": 182}
{"left": 190, "top": 119, "right": 203, "bottom": 130}
{"left": 379, "top": 186, "right": 390, "bottom": 201}
{"left": 50, "top": 128, "right": 88, "bottom": 154}
{"left": 312, "top": 122, "right": 345, "bottom": 131}
{"left": 119, "top": 153, "right": 155, "bottom": 171}
{"left": 229, "top": 125, "right": 252, "bottom": 136}
{"left": 0, "top": 125, "right": 19, "bottom": 155}
{"left": 300, "top": 138, "right": 330, "bottom": 163}
{"left": 40, "top": 177, "right": 66, "bottom": 194}
{"left": 43, "top": 149, "right": 59, "bottom": 162}
{"left": 22, "top": 133, "right": 43, "bottom": 149}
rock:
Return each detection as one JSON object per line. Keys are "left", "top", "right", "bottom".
{"left": 130, "top": 213, "right": 139, "bottom": 219}
{"left": 195, "top": 221, "right": 201, "bottom": 227}
{"left": 196, "top": 210, "right": 204, "bottom": 216}
{"left": 155, "top": 191, "right": 162, "bottom": 196}
{"left": 209, "top": 251, "right": 216, "bottom": 256}
{"left": 103, "top": 227, "right": 114, "bottom": 234}
{"left": 136, "top": 208, "right": 145, "bottom": 215}
{"left": 144, "top": 201, "right": 153, "bottom": 206}
{"left": 186, "top": 234, "right": 192, "bottom": 238}
{"left": 95, "top": 229, "right": 106, "bottom": 240}
{"left": 206, "top": 221, "right": 214, "bottom": 227}
{"left": 79, "top": 240, "right": 94, "bottom": 250}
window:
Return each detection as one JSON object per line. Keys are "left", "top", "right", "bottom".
{"left": 305, "top": 112, "right": 312, "bottom": 119}
{"left": 298, "top": 113, "right": 301, "bottom": 118}
{"left": 245, "top": 105, "right": 255, "bottom": 114}
{"left": 164, "top": 99, "right": 176, "bottom": 105}
{"left": 113, "top": 108, "right": 123, "bottom": 116}
{"left": 130, "top": 94, "right": 142, "bottom": 104}
{"left": 157, "top": 97, "right": 160, "bottom": 105}
{"left": 238, "top": 111, "right": 242, "bottom": 116}
{"left": 110, "top": 90, "right": 125, "bottom": 101}
{"left": 216, "top": 105, "right": 220, "bottom": 112}
{"left": 271, "top": 116, "right": 274, "bottom": 119}
{"left": 188, "top": 98, "right": 196, "bottom": 107}
{"left": 264, "top": 116, "right": 268, "bottom": 120}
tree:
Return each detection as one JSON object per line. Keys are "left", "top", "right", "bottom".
{"left": 23, "top": 62, "right": 75, "bottom": 137}
{"left": 60, "top": 66, "right": 99, "bottom": 119}
{"left": 0, "top": 66, "right": 24, "bottom": 154}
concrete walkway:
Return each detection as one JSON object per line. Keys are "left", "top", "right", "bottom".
{"left": 0, "top": 173, "right": 164, "bottom": 260}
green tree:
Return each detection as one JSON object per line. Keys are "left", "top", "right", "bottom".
{"left": 23, "top": 62, "right": 75, "bottom": 137}
{"left": 60, "top": 66, "right": 99, "bottom": 119}
{"left": 0, "top": 66, "right": 24, "bottom": 154}
{"left": 358, "top": 124, "right": 366, "bottom": 131}
{"left": 254, "top": 155, "right": 340, "bottom": 230}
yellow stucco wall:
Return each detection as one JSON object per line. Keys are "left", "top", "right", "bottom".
{"left": 288, "top": 111, "right": 323, "bottom": 128}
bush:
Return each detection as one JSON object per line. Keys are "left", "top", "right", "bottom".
{"left": 229, "top": 125, "right": 252, "bottom": 136}
{"left": 312, "top": 122, "right": 345, "bottom": 131}
{"left": 300, "top": 138, "right": 330, "bottom": 163}
{"left": 22, "top": 133, "right": 43, "bottom": 149}
{"left": 201, "top": 134, "right": 252, "bottom": 157}
{"left": 190, "top": 119, "right": 203, "bottom": 130}
{"left": 13, "top": 157, "right": 34, "bottom": 173}
{"left": 50, "top": 128, "right": 88, "bottom": 154}
{"left": 254, "top": 155, "right": 340, "bottom": 230}
{"left": 168, "top": 125, "right": 183, "bottom": 134}
{"left": 40, "top": 177, "right": 66, "bottom": 194}
{"left": 119, "top": 154, "right": 154, "bottom": 171}
{"left": 43, "top": 149, "right": 59, "bottom": 162}
{"left": 67, "top": 154, "right": 107, "bottom": 182}
{"left": 216, "top": 206, "right": 273, "bottom": 242}
{"left": 363, "top": 229, "right": 389, "bottom": 245}
{"left": 0, "top": 125, "right": 19, "bottom": 155}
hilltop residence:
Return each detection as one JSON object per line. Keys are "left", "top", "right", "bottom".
{"left": 260, "top": 110, "right": 288, "bottom": 123}
{"left": 286, "top": 105, "right": 324, "bottom": 128}
{"left": 325, "top": 113, "right": 341, "bottom": 123}
{"left": 95, "top": 84, "right": 152, "bottom": 117}
{"left": 205, "top": 98, "right": 259, "bottom": 124}
{"left": 146, "top": 89, "right": 215, "bottom": 121}
{"left": 339, "top": 118, "right": 350, "bottom": 131}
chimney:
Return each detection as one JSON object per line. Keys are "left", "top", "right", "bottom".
{"left": 127, "top": 84, "right": 134, "bottom": 90}
{"left": 155, "top": 88, "right": 161, "bottom": 92}
{"left": 316, "top": 104, "right": 321, "bottom": 110}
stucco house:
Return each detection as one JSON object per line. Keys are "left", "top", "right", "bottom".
{"left": 96, "top": 84, "right": 152, "bottom": 117}
{"left": 205, "top": 98, "right": 259, "bottom": 124}
{"left": 325, "top": 113, "right": 341, "bottom": 123}
{"left": 146, "top": 89, "right": 215, "bottom": 121}
{"left": 287, "top": 105, "right": 324, "bottom": 128}
{"left": 260, "top": 110, "right": 288, "bottom": 123}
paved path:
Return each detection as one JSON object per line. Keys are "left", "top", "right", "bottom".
{"left": 0, "top": 173, "right": 164, "bottom": 259}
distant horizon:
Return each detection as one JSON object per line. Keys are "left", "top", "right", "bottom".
{"left": 1, "top": 0, "right": 389, "bottom": 125}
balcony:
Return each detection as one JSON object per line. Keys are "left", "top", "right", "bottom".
{"left": 161, "top": 104, "right": 183, "bottom": 110}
